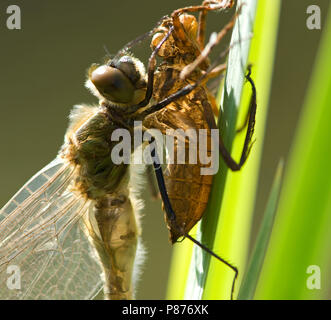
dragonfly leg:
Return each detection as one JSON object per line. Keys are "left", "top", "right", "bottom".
{"left": 217, "top": 65, "right": 257, "bottom": 171}
{"left": 126, "top": 26, "right": 174, "bottom": 114}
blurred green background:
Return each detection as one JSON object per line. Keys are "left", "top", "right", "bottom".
{"left": 0, "top": 0, "right": 329, "bottom": 299}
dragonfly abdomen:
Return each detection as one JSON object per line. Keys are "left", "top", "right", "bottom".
{"left": 88, "top": 193, "right": 139, "bottom": 300}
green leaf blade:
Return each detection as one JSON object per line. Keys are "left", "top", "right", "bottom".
{"left": 238, "top": 160, "right": 284, "bottom": 300}
{"left": 255, "top": 4, "right": 331, "bottom": 300}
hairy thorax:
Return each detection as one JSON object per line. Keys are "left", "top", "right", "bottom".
{"left": 60, "top": 105, "right": 128, "bottom": 200}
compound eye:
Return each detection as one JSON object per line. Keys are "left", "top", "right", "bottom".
{"left": 90, "top": 65, "right": 135, "bottom": 103}
{"left": 115, "top": 56, "right": 140, "bottom": 84}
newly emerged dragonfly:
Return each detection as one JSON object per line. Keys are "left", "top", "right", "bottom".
{"left": 0, "top": 32, "right": 171, "bottom": 299}
{"left": 0, "top": 0, "right": 256, "bottom": 300}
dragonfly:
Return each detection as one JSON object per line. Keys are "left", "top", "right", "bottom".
{"left": 0, "top": 0, "right": 256, "bottom": 300}
{"left": 0, "top": 23, "right": 174, "bottom": 299}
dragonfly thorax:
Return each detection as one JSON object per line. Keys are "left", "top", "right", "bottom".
{"left": 61, "top": 105, "right": 129, "bottom": 200}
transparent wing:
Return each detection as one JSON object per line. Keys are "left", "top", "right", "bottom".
{"left": 0, "top": 157, "right": 103, "bottom": 299}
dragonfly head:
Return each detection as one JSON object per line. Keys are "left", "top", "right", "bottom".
{"left": 86, "top": 55, "right": 147, "bottom": 106}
